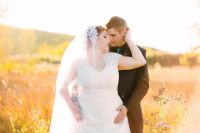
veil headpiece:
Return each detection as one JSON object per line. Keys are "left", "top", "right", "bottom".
{"left": 86, "top": 26, "right": 98, "bottom": 45}
{"left": 86, "top": 26, "right": 99, "bottom": 67}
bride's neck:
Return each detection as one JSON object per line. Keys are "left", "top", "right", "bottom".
{"left": 88, "top": 47, "right": 104, "bottom": 67}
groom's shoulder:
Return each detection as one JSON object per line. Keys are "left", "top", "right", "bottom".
{"left": 137, "top": 45, "right": 146, "bottom": 54}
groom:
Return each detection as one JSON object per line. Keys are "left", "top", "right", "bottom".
{"left": 106, "top": 16, "right": 149, "bottom": 133}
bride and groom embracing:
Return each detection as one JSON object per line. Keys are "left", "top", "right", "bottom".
{"left": 50, "top": 16, "right": 149, "bottom": 133}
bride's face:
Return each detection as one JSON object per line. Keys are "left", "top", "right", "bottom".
{"left": 97, "top": 31, "right": 110, "bottom": 53}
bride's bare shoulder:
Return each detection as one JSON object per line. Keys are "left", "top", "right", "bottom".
{"left": 105, "top": 52, "right": 120, "bottom": 57}
{"left": 74, "top": 58, "right": 87, "bottom": 66}
{"left": 105, "top": 52, "right": 121, "bottom": 59}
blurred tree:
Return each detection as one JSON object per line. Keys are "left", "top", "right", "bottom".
{"left": 37, "top": 42, "right": 69, "bottom": 57}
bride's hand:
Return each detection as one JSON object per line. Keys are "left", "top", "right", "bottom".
{"left": 114, "top": 105, "right": 128, "bottom": 124}
{"left": 124, "top": 28, "right": 132, "bottom": 42}
{"left": 70, "top": 103, "right": 83, "bottom": 121}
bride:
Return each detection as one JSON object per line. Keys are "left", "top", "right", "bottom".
{"left": 50, "top": 26, "right": 146, "bottom": 133}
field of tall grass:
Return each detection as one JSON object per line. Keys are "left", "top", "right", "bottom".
{"left": 142, "top": 65, "right": 200, "bottom": 133}
{"left": 0, "top": 61, "right": 199, "bottom": 133}
{"left": 0, "top": 24, "right": 199, "bottom": 133}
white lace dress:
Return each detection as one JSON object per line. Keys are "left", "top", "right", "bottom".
{"left": 50, "top": 52, "right": 131, "bottom": 133}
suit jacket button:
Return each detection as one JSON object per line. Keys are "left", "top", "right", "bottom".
{"left": 121, "top": 94, "right": 125, "bottom": 98}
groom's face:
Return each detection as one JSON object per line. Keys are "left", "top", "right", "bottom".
{"left": 107, "top": 28, "right": 125, "bottom": 47}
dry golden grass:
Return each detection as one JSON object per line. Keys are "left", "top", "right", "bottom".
{"left": 0, "top": 69, "right": 56, "bottom": 132}
{"left": 0, "top": 64, "right": 199, "bottom": 133}
{"left": 142, "top": 65, "right": 200, "bottom": 133}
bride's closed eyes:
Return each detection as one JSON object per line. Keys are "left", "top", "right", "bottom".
{"left": 103, "top": 33, "right": 107, "bottom": 39}
{"left": 103, "top": 34, "right": 109, "bottom": 40}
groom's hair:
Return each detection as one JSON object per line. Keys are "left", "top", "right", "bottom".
{"left": 106, "top": 16, "right": 128, "bottom": 31}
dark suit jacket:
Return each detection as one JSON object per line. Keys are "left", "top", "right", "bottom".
{"left": 110, "top": 43, "right": 149, "bottom": 133}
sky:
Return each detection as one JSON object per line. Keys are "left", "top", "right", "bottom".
{"left": 0, "top": 0, "right": 200, "bottom": 53}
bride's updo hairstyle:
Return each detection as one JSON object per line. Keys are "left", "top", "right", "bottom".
{"left": 86, "top": 26, "right": 106, "bottom": 48}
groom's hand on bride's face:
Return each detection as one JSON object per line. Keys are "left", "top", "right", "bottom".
{"left": 114, "top": 105, "right": 128, "bottom": 124}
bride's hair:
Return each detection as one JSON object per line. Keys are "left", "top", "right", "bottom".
{"left": 96, "top": 26, "right": 106, "bottom": 34}
{"left": 87, "top": 26, "right": 106, "bottom": 48}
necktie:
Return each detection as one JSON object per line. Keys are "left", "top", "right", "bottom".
{"left": 116, "top": 48, "right": 121, "bottom": 53}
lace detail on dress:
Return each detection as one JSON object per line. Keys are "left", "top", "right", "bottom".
{"left": 104, "top": 52, "right": 121, "bottom": 67}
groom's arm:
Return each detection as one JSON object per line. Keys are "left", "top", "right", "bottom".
{"left": 125, "top": 48, "right": 149, "bottom": 108}
{"left": 114, "top": 47, "right": 149, "bottom": 123}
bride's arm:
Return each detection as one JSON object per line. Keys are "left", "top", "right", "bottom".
{"left": 59, "top": 70, "right": 76, "bottom": 106}
{"left": 118, "top": 30, "right": 146, "bottom": 70}
{"left": 58, "top": 63, "right": 82, "bottom": 121}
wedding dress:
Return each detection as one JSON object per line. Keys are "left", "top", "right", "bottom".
{"left": 50, "top": 52, "right": 131, "bottom": 133}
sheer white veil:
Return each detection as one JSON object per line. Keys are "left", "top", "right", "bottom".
{"left": 50, "top": 26, "right": 99, "bottom": 133}
{"left": 55, "top": 29, "right": 87, "bottom": 92}
{"left": 55, "top": 26, "right": 99, "bottom": 92}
